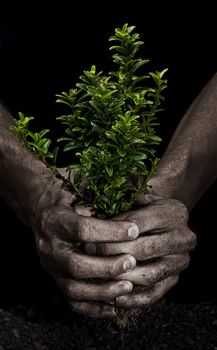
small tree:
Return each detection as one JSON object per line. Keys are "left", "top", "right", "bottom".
{"left": 11, "top": 23, "right": 168, "bottom": 327}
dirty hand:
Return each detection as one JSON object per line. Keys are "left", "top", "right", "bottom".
{"left": 31, "top": 168, "right": 139, "bottom": 318}
{"left": 85, "top": 194, "right": 197, "bottom": 309}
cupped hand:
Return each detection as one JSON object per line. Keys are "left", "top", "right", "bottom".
{"left": 85, "top": 194, "right": 197, "bottom": 309}
{"left": 31, "top": 168, "right": 139, "bottom": 318}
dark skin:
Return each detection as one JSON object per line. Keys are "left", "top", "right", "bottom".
{"left": 81, "top": 72, "right": 217, "bottom": 314}
{"left": 0, "top": 107, "right": 138, "bottom": 318}
{"left": 4, "top": 67, "right": 213, "bottom": 319}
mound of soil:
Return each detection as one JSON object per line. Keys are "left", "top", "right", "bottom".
{"left": 0, "top": 299, "right": 217, "bottom": 350}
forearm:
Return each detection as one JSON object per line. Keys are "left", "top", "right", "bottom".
{"left": 0, "top": 103, "right": 57, "bottom": 226}
{"left": 148, "top": 73, "right": 217, "bottom": 210}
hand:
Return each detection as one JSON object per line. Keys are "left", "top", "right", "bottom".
{"left": 31, "top": 168, "right": 140, "bottom": 318}
{"left": 85, "top": 194, "right": 197, "bottom": 309}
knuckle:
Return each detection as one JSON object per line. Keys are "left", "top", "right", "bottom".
{"left": 38, "top": 208, "right": 49, "bottom": 233}
{"left": 185, "top": 253, "right": 191, "bottom": 265}
{"left": 171, "top": 275, "right": 179, "bottom": 286}
{"left": 143, "top": 267, "right": 158, "bottom": 286}
{"left": 185, "top": 228, "right": 197, "bottom": 250}
{"left": 35, "top": 237, "right": 47, "bottom": 255}
{"left": 156, "top": 264, "right": 170, "bottom": 282}
{"left": 66, "top": 281, "right": 81, "bottom": 300}
{"left": 37, "top": 206, "right": 59, "bottom": 239}
{"left": 170, "top": 199, "right": 189, "bottom": 222}
{"left": 68, "top": 261, "right": 81, "bottom": 278}
{"left": 182, "top": 254, "right": 191, "bottom": 269}
{"left": 189, "top": 230, "right": 197, "bottom": 248}
{"left": 64, "top": 281, "right": 75, "bottom": 298}
{"left": 69, "top": 301, "right": 83, "bottom": 314}
{"left": 174, "top": 254, "right": 190, "bottom": 272}
{"left": 135, "top": 240, "right": 147, "bottom": 260}
{"left": 177, "top": 200, "right": 188, "bottom": 215}
{"left": 147, "top": 264, "right": 170, "bottom": 286}
{"left": 143, "top": 292, "right": 154, "bottom": 306}
{"left": 35, "top": 238, "right": 52, "bottom": 271}
{"left": 180, "top": 205, "right": 189, "bottom": 222}
{"left": 35, "top": 236, "right": 56, "bottom": 260}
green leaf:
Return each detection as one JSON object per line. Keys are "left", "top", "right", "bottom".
{"left": 64, "top": 142, "right": 78, "bottom": 152}
{"left": 57, "top": 137, "right": 73, "bottom": 142}
{"left": 117, "top": 149, "right": 127, "bottom": 157}
{"left": 105, "top": 165, "right": 113, "bottom": 177}
{"left": 105, "top": 131, "right": 118, "bottom": 143}
{"left": 127, "top": 151, "right": 147, "bottom": 160}
{"left": 12, "top": 22, "right": 168, "bottom": 220}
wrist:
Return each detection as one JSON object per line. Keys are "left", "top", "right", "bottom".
{"left": 0, "top": 131, "right": 59, "bottom": 226}
{"left": 32, "top": 168, "right": 77, "bottom": 228}
{"left": 147, "top": 160, "right": 190, "bottom": 205}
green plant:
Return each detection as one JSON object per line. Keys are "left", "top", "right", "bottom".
{"left": 11, "top": 112, "right": 58, "bottom": 168}
{"left": 11, "top": 23, "right": 168, "bottom": 326}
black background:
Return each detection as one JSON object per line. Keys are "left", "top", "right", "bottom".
{"left": 0, "top": 3, "right": 217, "bottom": 307}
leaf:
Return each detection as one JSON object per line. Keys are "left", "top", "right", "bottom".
{"left": 127, "top": 151, "right": 147, "bottom": 161}
{"left": 130, "top": 138, "right": 146, "bottom": 144}
{"left": 11, "top": 23, "right": 168, "bottom": 219}
{"left": 117, "top": 149, "right": 127, "bottom": 157}
{"left": 159, "top": 68, "right": 169, "bottom": 78}
{"left": 41, "top": 139, "right": 51, "bottom": 150}
{"left": 39, "top": 129, "right": 50, "bottom": 138}
{"left": 68, "top": 164, "right": 80, "bottom": 170}
{"left": 100, "top": 195, "right": 111, "bottom": 205}
{"left": 105, "top": 131, "right": 118, "bottom": 143}
{"left": 64, "top": 142, "right": 78, "bottom": 152}
{"left": 105, "top": 165, "right": 113, "bottom": 177}
{"left": 116, "top": 191, "right": 124, "bottom": 200}
{"left": 57, "top": 137, "right": 73, "bottom": 142}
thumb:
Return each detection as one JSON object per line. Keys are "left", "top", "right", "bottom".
{"left": 74, "top": 204, "right": 96, "bottom": 217}
{"left": 135, "top": 190, "right": 162, "bottom": 207}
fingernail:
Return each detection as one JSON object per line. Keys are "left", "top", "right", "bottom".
{"left": 123, "top": 256, "right": 136, "bottom": 272}
{"left": 116, "top": 295, "right": 128, "bottom": 304}
{"left": 75, "top": 205, "right": 95, "bottom": 217}
{"left": 128, "top": 224, "right": 139, "bottom": 238}
{"left": 119, "top": 281, "right": 133, "bottom": 292}
{"left": 143, "top": 193, "right": 155, "bottom": 203}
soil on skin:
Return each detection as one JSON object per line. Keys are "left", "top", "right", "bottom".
{"left": 1, "top": 196, "right": 217, "bottom": 349}
{"left": 0, "top": 299, "right": 217, "bottom": 350}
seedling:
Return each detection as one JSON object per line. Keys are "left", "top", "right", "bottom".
{"left": 11, "top": 23, "right": 168, "bottom": 327}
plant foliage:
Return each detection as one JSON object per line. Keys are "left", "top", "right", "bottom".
{"left": 11, "top": 23, "right": 168, "bottom": 217}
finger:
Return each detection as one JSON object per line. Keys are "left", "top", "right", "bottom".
{"left": 113, "top": 254, "right": 190, "bottom": 286}
{"left": 69, "top": 300, "right": 116, "bottom": 319}
{"left": 73, "top": 215, "right": 139, "bottom": 242}
{"left": 39, "top": 239, "right": 137, "bottom": 278}
{"left": 63, "top": 251, "right": 137, "bottom": 279}
{"left": 111, "top": 199, "right": 189, "bottom": 233}
{"left": 134, "top": 192, "right": 161, "bottom": 206}
{"left": 74, "top": 205, "right": 96, "bottom": 217}
{"left": 57, "top": 278, "right": 133, "bottom": 301}
{"left": 85, "top": 227, "right": 196, "bottom": 260}
{"left": 116, "top": 275, "right": 179, "bottom": 308}
{"left": 40, "top": 206, "right": 139, "bottom": 243}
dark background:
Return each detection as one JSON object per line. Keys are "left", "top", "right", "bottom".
{"left": 0, "top": 4, "right": 217, "bottom": 307}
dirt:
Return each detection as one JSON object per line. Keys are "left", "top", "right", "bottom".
{"left": 1, "top": 183, "right": 217, "bottom": 349}
{"left": 0, "top": 298, "right": 217, "bottom": 350}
